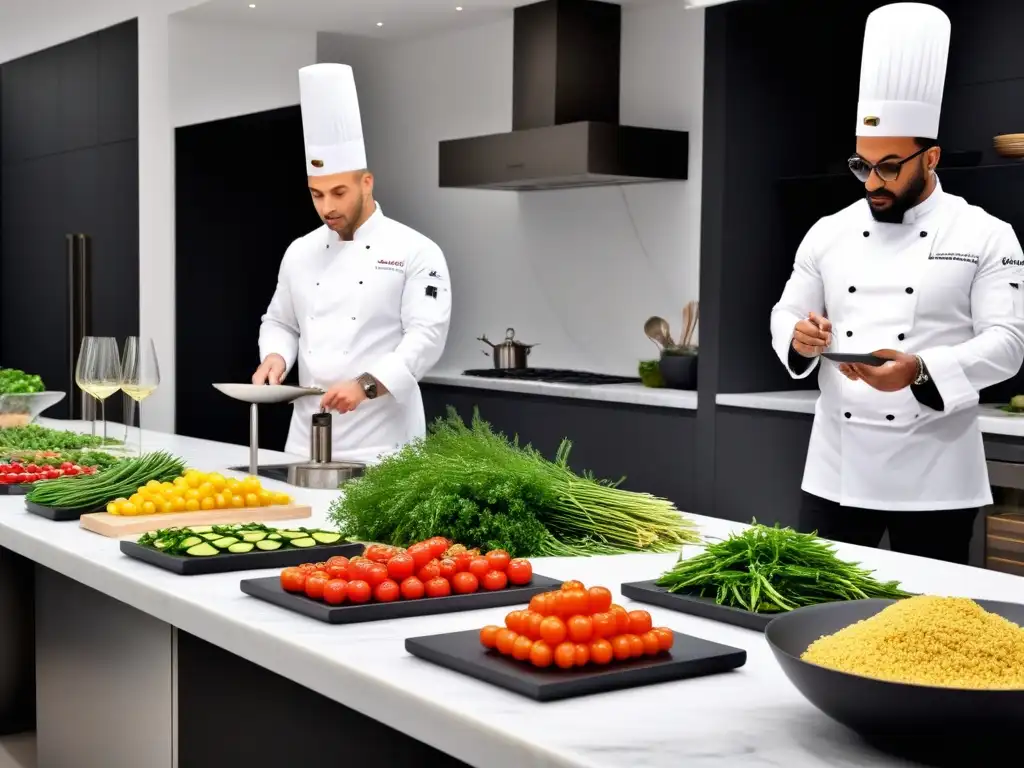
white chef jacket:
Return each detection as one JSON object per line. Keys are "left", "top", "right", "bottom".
{"left": 771, "top": 179, "right": 1024, "bottom": 511}
{"left": 259, "top": 203, "right": 451, "bottom": 463}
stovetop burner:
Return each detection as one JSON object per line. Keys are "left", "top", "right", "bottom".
{"left": 463, "top": 368, "right": 641, "bottom": 385}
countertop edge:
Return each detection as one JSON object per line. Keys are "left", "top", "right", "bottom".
{"left": 421, "top": 372, "right": 698, "bottom": 411}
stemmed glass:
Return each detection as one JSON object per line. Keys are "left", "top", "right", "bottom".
{"left": 120, "top": 337, "right": 160, "bottom": 456}
{"left": 74, "top": 337, "right": 98, "bottom": 436}
{"left": 78, "top": 337, "right": 122, "bottom": 445}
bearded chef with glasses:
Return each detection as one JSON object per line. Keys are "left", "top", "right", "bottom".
{"left": 771, "top": 2, "right": 1024, "bottom": 565}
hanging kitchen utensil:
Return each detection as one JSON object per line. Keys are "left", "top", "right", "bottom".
{"left": 478, "top": 328, "right": 536, "bottom": 369}
{"left": 644, "top": 316, "right": 675, "bottom": 352}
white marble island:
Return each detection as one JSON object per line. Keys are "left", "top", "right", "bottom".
{"left": 1, "top": 421, "right": 1021, "bottom": 767}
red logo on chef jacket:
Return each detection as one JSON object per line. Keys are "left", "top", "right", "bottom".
{"left": 376, "top": 259, "right": 405, "bottom": 273}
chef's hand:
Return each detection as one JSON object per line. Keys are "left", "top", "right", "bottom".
{"left": 252, "top": 354, "right": 287, "bottom": 385}
{"left": 320, "top": 380, "right": 367, "bottom": 414}
{"left": 843, "top": 349, "right": 918, "bottom": 392}
{"left": 792, "top": 312, "right": 832, "bottom": 358}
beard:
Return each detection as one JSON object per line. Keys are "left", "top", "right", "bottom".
{"left": 324, "top": 194, "right": 366, "bottom": 240}
{"left": 866, "top": 167, "right": 928, "bottom": 224}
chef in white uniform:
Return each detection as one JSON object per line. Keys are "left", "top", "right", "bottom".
{"left": 771, "top": 3, "right": 1024, "bottom": 564}
{"left": 253, "top": 63, "right": 452, "bottom": 463}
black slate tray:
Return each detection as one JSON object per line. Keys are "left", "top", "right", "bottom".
{"left": 121, "top": 540, "right": 366, "bottom": 575}
{"left": 24, "top": 498, "right": 103, "bottom": 521}
{"left": 240, "top": 573, "right": 561, "bottom": 623}
{"left": 405, "top": 628, "right": 747, "bottom": 701}
{"left": 621, "top": 580, "right": 774, "bottom": 632}
{"left": 0, "top": 483, "right": 30, "bottom": 496}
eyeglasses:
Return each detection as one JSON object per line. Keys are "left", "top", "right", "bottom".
{"left": 847, "top": 146, "right": 928, "bottom": 183}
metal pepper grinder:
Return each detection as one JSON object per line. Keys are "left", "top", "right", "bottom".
{"left": 286, "top": 409, "right": 367, "bottom": 489}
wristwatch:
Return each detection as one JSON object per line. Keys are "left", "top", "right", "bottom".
{"left": 357, "top": 373, "right": 378, "bottom": 400}
{"left": 913, "top": 355, "right": 930, "bottom": 386}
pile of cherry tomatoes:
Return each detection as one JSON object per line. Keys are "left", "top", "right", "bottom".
{"left": 279, "top": 536, "right": 534, "bottom": 606}
{"left": 0, "top": 460, "right": 97, "bottom": 485}
{"left": 480, "top": 580, "right": 674, "bottom": 669}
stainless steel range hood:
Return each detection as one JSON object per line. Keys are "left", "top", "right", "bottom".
{"left": 438, "top": 0, "right": 689, "bottom": 191}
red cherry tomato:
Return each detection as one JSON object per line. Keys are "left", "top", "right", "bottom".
{"left": 587, "top": 586, "right": 613, "bottom": 614}
{"left": 407, "top": 543, "right": 434, "bottom": 569}
{"left": 451, "top": 572, "right": 479, "bottom": 594}
{"left": 387, "top": 553, "right": 415, "bottom": 582}
{"left": 438, "top": 558, "right": 457, "bottom": 580}
{"left": 326, "top": 556, "right": 350, "bottom": 568}
{"left": 400, "top": 576, "right": 425, "bottom": 600}
{"left": 326, "top": 564, "right": 348, "bottom": 580}
{"left": 346, "top": 580, "right": 371, "bottom": 603}
{"left": 417, "top": 560, "right": 441, "bottom": 582}
{"left": 297, "top": 563, "right": 316, "bottom": 574}
{"left": 485, "top": 549, "right": 511, "bottom": 572}
{"left": 365, "top": 544, "right": 396, "bottom": 563}
{"left": 348, "top": 559, "right": 374, "bottom": 582}
{"left": 627, "top": 610, "right": 653, "bottom": 636}
{"left": 426, "top": 536, "right": 449, "bottom": 558}
{"left": 468, "top": 557, "right": 490, "bottom": 581}
{"left": 280, "top": 568, "right": 306, "bottom": 593}
{"left": 304, "top": 575, "right": 328, "bottom": 601}
{"left": 365, "top": 563, "right": 389, "bottom": 587}
{"left": 454, "top": 553, "right": 473, "bottom": 573}
{"left": 482, "top": 570, "right": 508, "bottom": 591}
{"left": 480, "top": 625, "right": 501, "bottom": 649}
{"left": 322, "top": 579, "right": 347, "bottom": 605}
{"left": 425, "top": 577, "right": 451, "bottom": 598}
{"left": 374, "top": 579, "right": 401, "bottom": 603}
{"left": 506, "top": 559, "right": 533, "bottom": 586}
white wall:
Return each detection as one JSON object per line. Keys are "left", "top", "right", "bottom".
{"left": 318, "top": 0, "right": 704, "bottom": 376}
{"left": 169, "top": 18, "right": 317, "bottom": 127}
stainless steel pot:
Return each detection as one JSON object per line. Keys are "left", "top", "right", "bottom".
{"left": 478, "top": 327, "right": 537, "bottom": 369}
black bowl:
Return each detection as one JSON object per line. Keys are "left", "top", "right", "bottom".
{"left": 765, "top": 598, "right": 1024, "bottom": 767}
{"left": 659, "top": 353, "right": 697, "bottom": 390}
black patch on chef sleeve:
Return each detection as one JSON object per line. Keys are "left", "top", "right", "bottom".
{"left": 425, "top": 285, "right": 438, "bottom": 299}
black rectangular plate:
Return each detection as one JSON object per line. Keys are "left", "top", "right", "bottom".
{"left": 621, "top": 580, "right": 775, "bottom": 632}
{"left": 24, "top": 498, "right": 103, "bottom": 521}
{"left": 0, "top": 483, "right": 30, "bottom": 496}
{"left": 821, "top": 352, "right": 886, "bottom": 367}
{"left": 240, "top": 574, "right": 561, "bottom": 623}
{"left": 121, "top": 540, "right": 366, "bottom": 575}
{"left": 405, "top": 628, "right": 746, "bottom": 701}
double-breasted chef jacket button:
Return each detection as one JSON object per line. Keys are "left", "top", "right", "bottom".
{"left": 844, "top": 412, "right": 852, "bottom": 419}
{"left": 920, "top": 231, "right": 927, "bottom": 237}
{"left": 886, "top": 414, "right": 895, "bottom": 421}
{"left": 906, "top": 287, "right": 914, "bottom": 294}
{"left": 898, "top": 333, "right": 905, "bottom": 341}
{"left": 846, "top": 330, "right": 853, "bottom": 337}
{"left": 849, "top": 286, "right": 857, "bottom": 293}
{"left": 863, "top": 231, "right": 870, "bottom": 237}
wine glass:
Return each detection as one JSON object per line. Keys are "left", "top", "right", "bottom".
{"left": 75, "top": 337, "right": 98, "bottom": 436}
{"left": 121, "top": 337, "right": 160, "bottom": 455}
{"left": 79, "top": 337, "right": 121, "bottom": 445}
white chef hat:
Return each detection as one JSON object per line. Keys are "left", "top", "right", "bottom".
{"left": 856, "top": 3, "right": 951, "bottom": 139}
{"left": 299, "top": 63, "right": 367, "bottom": 176}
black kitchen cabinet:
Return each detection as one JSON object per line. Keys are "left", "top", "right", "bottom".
{"left": 0, "top": 19, "right": 138, "bottom": 420}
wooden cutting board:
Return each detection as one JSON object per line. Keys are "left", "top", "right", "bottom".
{"left": 79, "top": 504, "right": 312, "bottom": 537}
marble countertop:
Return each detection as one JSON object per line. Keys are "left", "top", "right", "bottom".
{"left": 3, "top": 420, "right": 1023, "bottom": 767}
{"left": 422, "top": 371, "right": 698, "bottom": 411}
{"left": 717, "top": 390, "right": 1024, "bottom": 438}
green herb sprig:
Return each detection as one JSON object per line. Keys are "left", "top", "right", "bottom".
{"left": 656, "top": 522, "right": 912, "bottom": 613}
{"left": 328, "top": 408, "right": 699, "bottom": 558}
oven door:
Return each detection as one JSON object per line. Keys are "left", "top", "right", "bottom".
{"left": 984, "top": 459, "right": 1024, "bottom": 576}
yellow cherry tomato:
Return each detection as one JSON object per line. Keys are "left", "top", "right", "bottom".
{"left": 129, "top": 493, "right": 145, "bottom": 508}
{"left": 106, "top": 502, "right": 119, "bottom": 515}
{"left": 241, "top": 477, "right": 260, "bottom": 494}
{"left": 185, "top": 472, "right": 202, "bottom": 489}
{"left": 272, "top": 492, "right": 291, "bottom": 506}
{"left": 214, "top": 493, "right": 227, "bottom": 509}
{"left": 120, "top": 502, "right": 137, "bottom": 517}
{"left": 185, "top": 488, "right": 200, "bottom": 502}
{"left": 244, "top": 493, "right": 260, "bottom": 508}
{"left": 146, "top": 479, "right": 162, "bottom": 491}
{"left": 141, "top": 501, "right": 157, "bottom": 516}
{"left": 161, "top": 501, "right": 174, "bottom": 514}
{"left": 208, "top": 473, "right": 227, "bottom": 491}
{"left": 197, "top": 482, "right": 215, "bottom": 499}
{"left": 173, "top": 476, "right": 188, "bottom": 488}
{"left": 172, "top": 497, "right": 187, "bottom": 512}
{"left": 161, "top": 482, "right": 175, "bottom": 494}
{"left": 200, "top": 496, "right": 216, "bottom": 511}
{"left": 231, "top": 495, "right": 245, "bottom": 508}
{"left": 149, "top": 493, "right": 165, "bottom": 507}
{"left": 185, "top": 498, "right": 200, "bottom": 512}
{"left": 257, "top": 490, "right": 272, "bottom": 507}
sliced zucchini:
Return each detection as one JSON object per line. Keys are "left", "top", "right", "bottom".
{"left": 267, "top": 533, "right": 283, "bottom": 541}
{"left": 212, "top": 537, "right": 240, "bottom": 550}
{"left": 153, "top": 539, "right": 171, "bottom": 550}
{"left": 290, "top": 537, "right": 317, "bottom": 548}
{"left": 310, "top": 532, "right": 342, "bottom": 545}
{"left": 255, "top": 540, "right": 282, "bottom": 551}
{"left": 201, "top": 533, "right": 221, "bottom": 541}
{"left": 277, "top": 530, "right": 305, "bottom": 540}
{"left": 185, "top": 543, "right": 219, "bottom": 557}
{"left": 189, "top": 526, "right": 214, "bottom": 534}
{"left": 227, "top": 542, "right": 255, "bottom": 554}
{"left": 180, "top": 536, "right": 203, "bottom": 548}
{"left": 241, "top": 532, "right": 268, "bottom": 543}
